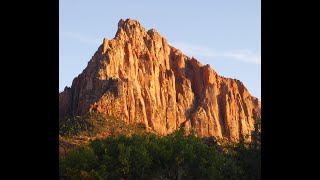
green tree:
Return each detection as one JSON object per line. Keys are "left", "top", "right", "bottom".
{"left": 59, "top": 146, "right": 97, "bottom": 180}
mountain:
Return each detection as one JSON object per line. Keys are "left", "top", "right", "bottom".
{"left": 59, "top": 18, "right": 260, "bottom": 142}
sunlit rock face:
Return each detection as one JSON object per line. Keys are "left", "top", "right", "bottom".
{"left": 59, "top": 19, "right": 261, "bottom": 142}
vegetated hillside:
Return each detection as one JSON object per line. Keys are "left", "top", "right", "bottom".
{"left": 59, "top": 112, "right": 152, "bottom": 156}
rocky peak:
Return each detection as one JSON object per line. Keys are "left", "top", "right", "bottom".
{"left": 118, "top": 18, "right": 142, "bottom": 30}
{"left": 59, "top": 19, "right": 261, "bottom": 142}
{"left": 147, "top": 28, "right": 161, "bottom": 38}
{"left": 115, "top": 19, "right": 148, "bottom": 40}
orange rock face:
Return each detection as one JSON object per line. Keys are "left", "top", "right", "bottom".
{"left": 59, "top": 19, "right": 261, "bottom": 142}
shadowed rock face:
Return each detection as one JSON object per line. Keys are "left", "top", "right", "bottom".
{"left": 59, "top": 18, "right": 261, "bottom": 142}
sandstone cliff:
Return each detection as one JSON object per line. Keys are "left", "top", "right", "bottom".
{"left": 59, "top": 19, "right": 261, "bottom": 142}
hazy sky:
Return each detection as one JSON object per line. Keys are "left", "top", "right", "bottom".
{"left": 60, "top": 0, "right": 261, "bottom": 99}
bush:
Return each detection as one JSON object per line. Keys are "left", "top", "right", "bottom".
{"left": 59, "top": 146, "right": 98, "bottom": 180}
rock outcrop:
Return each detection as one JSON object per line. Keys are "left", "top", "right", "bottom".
{"left": 59, "top": 19, "right": 261, "bottom": 142}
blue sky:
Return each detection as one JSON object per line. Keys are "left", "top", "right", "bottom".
{"left": 60, "top": 0, "right": 261, "bottom": 99}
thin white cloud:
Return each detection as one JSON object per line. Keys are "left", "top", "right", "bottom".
{"left": 60, "top": 31, "right": 101, "bottom": 45}
{"left": 171, "top": 42, "right": 261, "bottom": 65}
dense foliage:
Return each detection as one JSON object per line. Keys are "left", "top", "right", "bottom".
{"left": 60, "top": 127, "right": 261, "bottom": 180}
